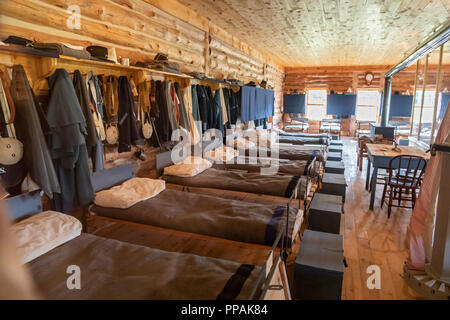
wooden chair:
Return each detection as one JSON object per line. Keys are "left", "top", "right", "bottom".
{"left": 355, "top": 121, "right": 373, "bottom": 138}
{"left": 357, "top": 136, "right": 372, "bottom": 171}
{"left": 380, "top": 155, "right": 427, "bottom": 218}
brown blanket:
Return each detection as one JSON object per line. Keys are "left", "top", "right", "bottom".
{"left": 277, "top": 136, "right": 328, "bottom": 146}
{"left": 91, "top": 188, "right": 297, "bottom": 246}
{"left": 212, "top": 156, "right": 314, "bottom": 177}
{"left": 28, "top": 233, "right": 261, "bottom": 300}
{"left": 243, "top": 147, "right": 322, "bottom": 162}
{"left": 164, "top": 168, "right": 305, "bottom": 198}
{"left": 279, "top": 131, "right": 330, "bottom": 138}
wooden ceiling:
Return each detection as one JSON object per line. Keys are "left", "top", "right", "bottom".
{"left": 177, "top": 0, "right": 450, "bottom": 67}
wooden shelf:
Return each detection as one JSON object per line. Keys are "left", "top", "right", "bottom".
{"left": 0, "top": 46, "right": 193, "bottom": 91}
{"left": 57, "top": 55, "right": 193, "bottom": 79}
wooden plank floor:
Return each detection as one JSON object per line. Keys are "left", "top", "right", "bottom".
{"left": 340, "top": 137, "right": 421, "bottom": 300}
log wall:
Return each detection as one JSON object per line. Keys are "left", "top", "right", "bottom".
{"left": 284, "top": 65, "right": 450, "bottom": 94}
{"left": 0, "top": 0, "right": 286, "bottom": 175}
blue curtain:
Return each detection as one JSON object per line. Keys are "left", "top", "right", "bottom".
{"left": 241, "top": 86, "right": 274, "bottom": 122}
{"left": 326, "top": 94, "right": 356, "bottom": 117}
{"left": 265, "top": 90, "right": 275, "bottom": 117}
{"left": 283, "top": 94, "right": 305, "bottom": 114}
{"left": 379, "top": 94, "right": 413, "bottom": 118}
{"left": 255, "top": 87, "right": 266, "bottom": 120}
{"left": 241, "top": 86, "right": 256, "bottom": 122}
{"left": 439, "top": 93, "right": 450, "bottom": 120}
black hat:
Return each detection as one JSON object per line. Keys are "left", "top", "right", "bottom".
{"left": 87, "top": 45, "right": 115, "bottom": 63}
{"left": 154, "top": 53, "right": 169, "bottom": 61}
{"left": 3, "top": 36, "right": 32, "bottom": 46}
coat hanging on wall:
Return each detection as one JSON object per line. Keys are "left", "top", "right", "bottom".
{"left": 190, "top": 85, "right": 202, "bottom": 136}
{"left": 152, "top": 80, "right": 172, "bottom": 145}
{"left": 10, "top": 64, "right": 60, "bottom": 198}
{"left": 174, "top": 82, "right": 190, "bottom": 132}
{"left": 86, "top": 71, "right": 105, "bottom": 171}
{"left": 46, "top": 68, "right": 94, "bottom": 212}
{"left": 117, "top": 76, "right": 139, "bottom": 153}
{"left": 72, "top": 70, "right": 98, "bottom": 158}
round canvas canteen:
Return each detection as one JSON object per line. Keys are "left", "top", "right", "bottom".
{"left": 142, "top": 122, "right": 153, "bottom": 139}
{"left": 106, "top": 125, "right": 119, "bottom": 145}
{"left": 0, "top": 137, "right": 23, "bottom": 165}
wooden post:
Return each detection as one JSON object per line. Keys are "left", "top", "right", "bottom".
{"left": 417, "top": 54, "right": 429, "bottom": 140}
{"left": 430, "top": 44, "right": 444, "bottom": 144}
{"left": 409, "top": 60, "right": 421, "bottom": 136}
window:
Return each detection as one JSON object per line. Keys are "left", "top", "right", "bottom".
{"left": 306, "top": 89, "right": 327, "bottom": 120}
{"left": 413, "top": 90, "right": 435, "bottom": 124}
{"left": 356, "top": 90, "right": 380, "bottom": 121}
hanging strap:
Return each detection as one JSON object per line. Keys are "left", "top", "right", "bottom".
{"left": 0, "top": 66, "right": 15, "bottom": 125}
{"left": 150, "top": 79, "right": 158, "bottom": 117}
{"left": 0, "top": 74, "right": 16, "bottom": 138}
{"left": 105, "top": 75, "right": 118, "bottom": 119}
{"left": 138, "top": 81, "right": 151, "bottom": 123}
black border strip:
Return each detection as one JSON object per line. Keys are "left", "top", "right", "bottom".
{"left": 216, "top": 264, "right": 255, "bottom": 300}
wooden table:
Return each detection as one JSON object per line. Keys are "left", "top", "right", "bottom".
{"left": 365, "top": 144, "right": 430, "bottom": 210}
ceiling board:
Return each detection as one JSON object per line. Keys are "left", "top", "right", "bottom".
{"left": 178, "top": 0, "right": 450, "bottom": 67}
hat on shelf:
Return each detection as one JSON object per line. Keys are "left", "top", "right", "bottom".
{"left": 3, "top": 36, "right": 32, "bottom": 46}
{"left": 87, "top": 45, "right": 116, "bottom": 63}
{"left": 188, "top": 72, "right": 208, "bottom": 80}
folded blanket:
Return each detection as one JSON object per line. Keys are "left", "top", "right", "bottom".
{"left": 31, "top": 42, "right": 91, "bottom": 60}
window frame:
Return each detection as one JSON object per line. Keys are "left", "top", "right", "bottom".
{"left": 409, "top": 43, "right": 445, "bottom": 146}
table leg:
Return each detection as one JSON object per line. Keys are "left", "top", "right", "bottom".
{"left": 369, "top": 166, "right": 378, "bottom": 210}
{"left": 365, "top": 159, "right": 371, "bottom": 190}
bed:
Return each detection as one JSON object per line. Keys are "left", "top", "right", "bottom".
{"left": 274, "top": 129, "right": 331, "bottom": 139}
{"left": 164, "top": 167, "right": 309, "bottom": 200}
{"left": 156, "top": 149, "right": 312, "bottom": 205}
{"left": 4, "top": 191, "right": 290, "bottom": 300}
{"left": 276, "top": 135, "right": 329, "bottom": 146}
{"left": 88, "top": 163, "right": 303, "bottom": 249}
{"left": 211, "top": 155, "right": 319, "bottom": 178}
{"left": 242, "top": 146, "right": 325, "bottom": 162}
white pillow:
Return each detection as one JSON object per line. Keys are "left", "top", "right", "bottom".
{"left": 164, "top": 156, "right": 212, "bottom": 177}
{"left": 11, "top": 211, "right": 82, "bottom": 264}
{"left": 95, "top": 177, "right": 165, "bottom": 209}
{"left": 205, "top": 146, "right": 237, "bottom": 162}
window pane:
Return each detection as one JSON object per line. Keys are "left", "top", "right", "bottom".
{"left": 357, "top": 90, "right": 380, "bottom": 106}
{"left": 356, "top": 106, "right": 378, "bottom": 121}
{"left": 307, "top": 89, "right": 327, "bottom": 105}
{"left": 415, "top": 90, "right": 436, "bottom": 107}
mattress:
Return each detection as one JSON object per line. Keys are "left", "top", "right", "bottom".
{"left": 28, "top": 233, "right": 261, "bottom": 300}
{"left": 278, "top": 131, "right": 330, "bottom": 139}
{"left": 163, "top": 168, "right": 306, "bottom": 199}
{"left": 284, "top": 124, "right": 309, "bottom": 131}
{"left": 243, "top": 147, "right": 322, "bottom": 162}
{"left": 211, "top": 156, "right": 315, "bottom": 177}
{"left": 320, "top": 125, "right": 341, "bottom": 131}
{"left": 277, "top": 135, "right": 329, "bottom": 146}
{"left": 90, "top": 188, "right": 298, "bottom": 247}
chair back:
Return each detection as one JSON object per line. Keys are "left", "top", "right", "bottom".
{"left": 388, "top": 155, "right": 427, "bottom": 189}
{"left": 358, "top": 121, "right": 372, "bottom": 130}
